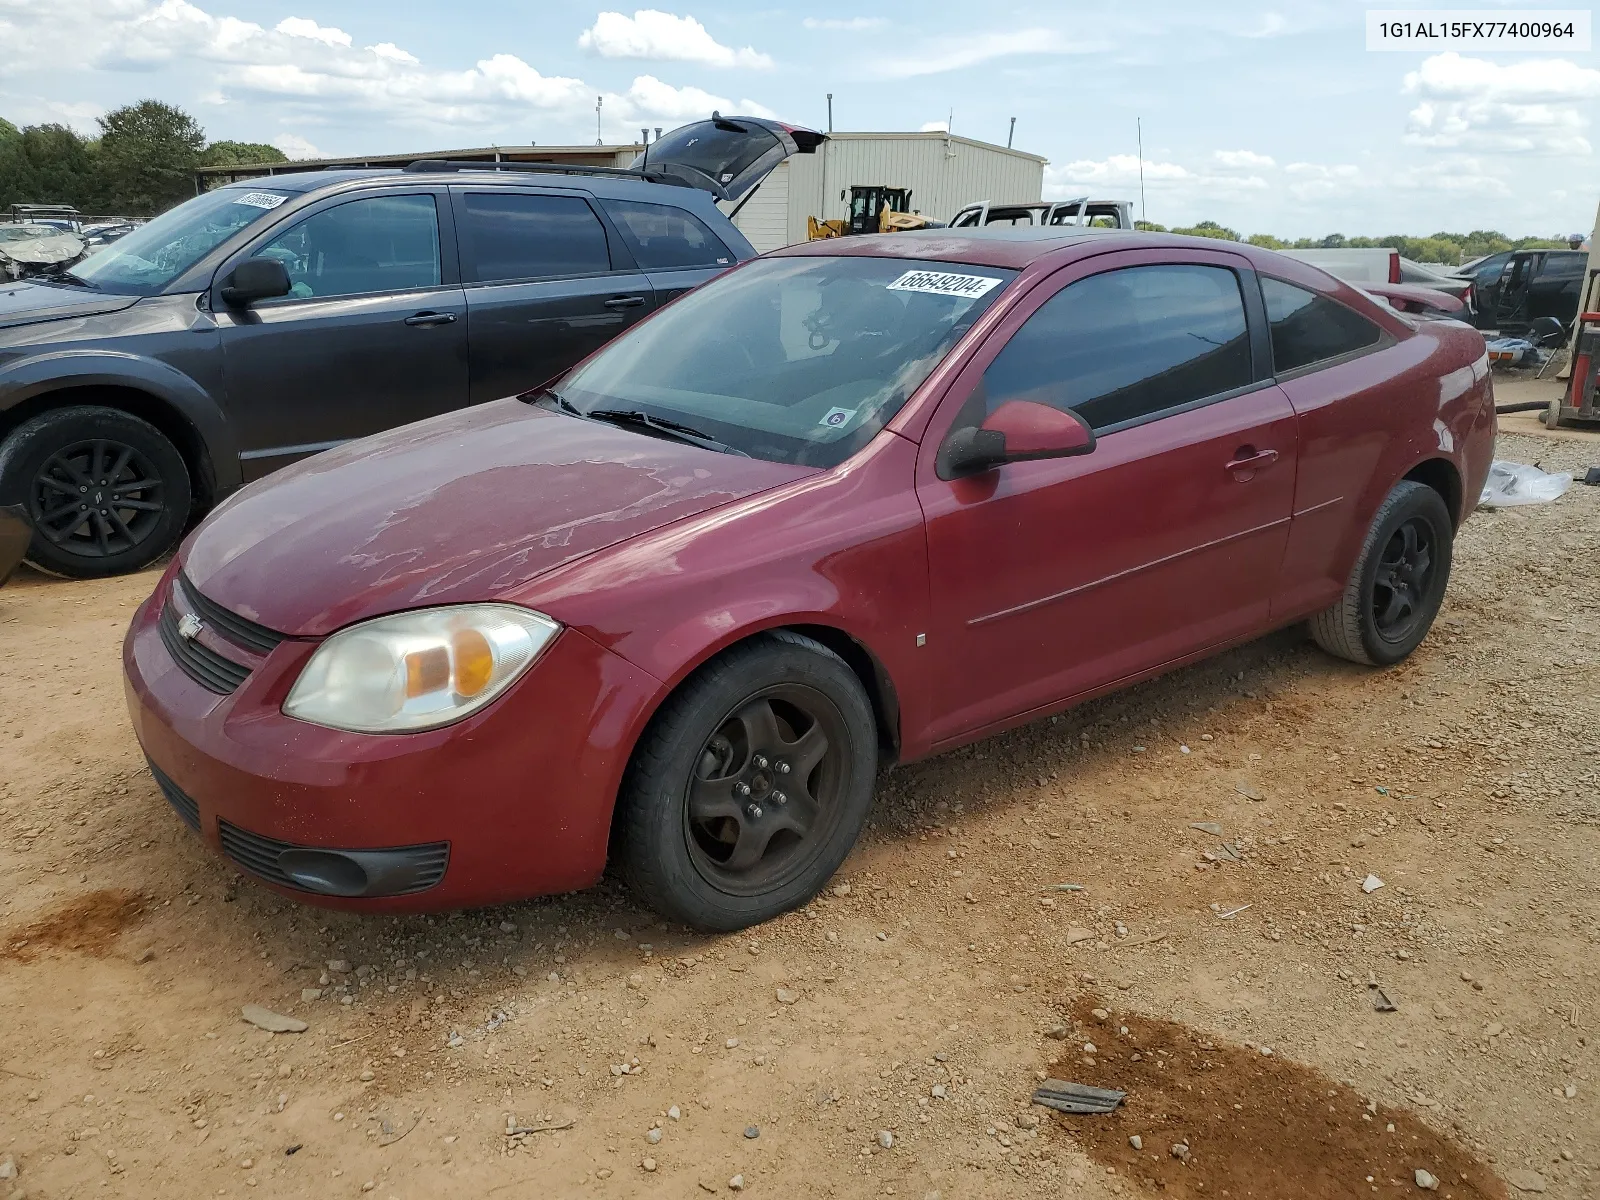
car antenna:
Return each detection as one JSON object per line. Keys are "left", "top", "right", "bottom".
{"left": 640, "top": 127, "right": 649, "bottom": 176}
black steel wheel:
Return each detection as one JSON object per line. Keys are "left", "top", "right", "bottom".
{"left": 1310, "top": 480, "right": 1453, "bottom": 666}
{"left": 0, "top": 406, "right": 191, "bottom": 578}
{"left": 617, "top": 631, "right": 878, "bottom": 930}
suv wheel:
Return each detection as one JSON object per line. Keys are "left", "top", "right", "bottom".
{"left": 616, "top": 631, "right": 878, "bottom": 930}
{"left": 1309, "top": 480, "right": 1453, "bottom": 666}
{"left": 0, "top": 406, "right": 192, "bottom": 579}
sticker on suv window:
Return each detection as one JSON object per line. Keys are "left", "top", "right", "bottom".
{"left": 234, "top": 191, "right": 289, "bottom": 210}
{"left": 818, "top": 407, "right": 857, "bottom": 428}
{"left": 887, "top": 270, "right": 1002, "bottom": 298}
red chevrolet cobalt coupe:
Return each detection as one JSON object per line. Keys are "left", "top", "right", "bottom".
{"left": 124, "top": 231, "right": 1495, "bottom": 930}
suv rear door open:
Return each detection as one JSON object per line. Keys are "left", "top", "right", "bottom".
{"left": 630, "top": 114, "right": 824, "bottom": 204}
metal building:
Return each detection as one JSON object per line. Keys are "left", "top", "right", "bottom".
{"left": 728, "top": 131, "right": 1047, "bottom": 252}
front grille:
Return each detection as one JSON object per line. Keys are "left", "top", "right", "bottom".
{"left": 147, "top": 759, "right": 200, "bottom": 833}
{"left": 175, "top": 573, "right": 286, "bottom": 655}
{"left": 219, "top": 821, "right": 450, "bottom": 896}
{"left": 159, "top": 597, "right": 250, "bottom": 694}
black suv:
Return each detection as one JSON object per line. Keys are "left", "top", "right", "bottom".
{"left": 0, "top": 115, "right": 822, "bottom": 578}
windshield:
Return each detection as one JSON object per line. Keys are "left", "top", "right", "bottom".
{"left": 556, "top": 255, "right": 1015, "bottom": 467}
{"left": 67, "top": 187, "right": 298, "bottom": 295}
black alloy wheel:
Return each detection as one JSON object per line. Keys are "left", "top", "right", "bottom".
{"left": 684, "top": 685, "right": 849, "bottom": 896}
{"left": 616, "top": 630, "right": 878, "bottom": 931}
{"left": 32, "top": 437, "right": 166, "bottom": 560}
{"left": 0, "top": 406, "right": 191, "bottom": 579}
{"left": 1369, "top": 516, "right": 1436, "bottom": 645}
{"left": 1309, "top": 479, "right": 1453, "bottom": 667}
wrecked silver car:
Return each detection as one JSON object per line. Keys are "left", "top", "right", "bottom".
{"left": 0, "top": 224, "right": 87, "bottom": 280}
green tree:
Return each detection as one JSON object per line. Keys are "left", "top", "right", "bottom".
{"left": 1171, "top": 220, "right": 1239, "bottom": 241}
{"left": 1133, "top": 219, "right": 1167, "bottom": 232}
{"left": 1245, "top": 232, "right": 1288, "bottom": 249}
{"left": 97, "top": 100, "right": 206, "bottom": 216}
{"left": 199, "top": 140, "right": 288, "bottom": 168}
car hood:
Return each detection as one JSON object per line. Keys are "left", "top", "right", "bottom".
{"left": 182, "top": 399, "right": 814, "bottom": 638}
{"left": 0, "top": 279, "right": 140, "bottom": 329}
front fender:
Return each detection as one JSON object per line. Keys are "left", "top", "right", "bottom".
{"left": 0, "top": 347, "right": 240, "bottom": 494}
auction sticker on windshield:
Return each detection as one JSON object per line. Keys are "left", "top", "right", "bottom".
{"left": 887, "top": 270, "right": 1003, "bottom": 298}
{"left": 234, "top": 192, "right": 290, "bottom": 210}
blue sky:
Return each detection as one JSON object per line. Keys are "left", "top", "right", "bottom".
{"left": 1, "top": 0, "right": 1595, "bottom": 238}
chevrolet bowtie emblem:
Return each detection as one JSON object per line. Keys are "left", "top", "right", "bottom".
{"left": 176, "top": 613, "right": 204, "bottom": 641}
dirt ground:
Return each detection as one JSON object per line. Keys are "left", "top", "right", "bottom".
{"left": 1, "top": 380, "right": 1597, "bottom": 1200}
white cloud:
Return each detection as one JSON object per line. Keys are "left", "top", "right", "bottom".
{"left": 368, "top": 42, "right": 419, "bottom": 66}
{"left": 919, "top": 120, "right": 949, "bottom": 132}
{"left": 1214, "top": 149, "right": 1274, "bottom": 169}
{"left": 271, "top": 131, "right": 321, "bottom": 159}
{"left": 275, "top": 16, "right": 351, "bottom": 48}
{"left": 877, "top": 29, "right": 1092, "bottom": 78}
{"left": 1401, "top": 53, "right": 1599, "bottom": 154}
{"left": 802, "top": 16, "right": 886, "bottom": 30}
{"left": 578, "top": 10, "right": 772, "bottom": 69}
{"left": 0, "top": 0, "right": 780, "bottom": 144}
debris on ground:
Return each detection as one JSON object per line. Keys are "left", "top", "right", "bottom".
{"left": 1363, "top": 874, "right": 1385, "bottom": 894}
{"left": 1416, "top": 1167, "right": 1440, "bottom": 1189}
{"left": 1031, "top": 1079, "right": 1126, "bottom": 1114}
{"left": 1479, "top": 460, "right": 1572, "bottom": 507}
{"left": 240, "top": 1004, "right": 307, "bottom": 1034}
{"left": 1370, "top": 984, "right": 1399, "bottom": 1013}
{"left": 1189, "top": 821, "right": 1225, "bottom": 836}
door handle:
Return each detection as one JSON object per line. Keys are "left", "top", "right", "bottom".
{"left": 1225, "top": 447, "right": 1280, "bottom": 475}
{"left": 404, "top": 311, "right": 457, "bottom": 326}
{"left": 603, "top": 295, "right": 647, "bottom": 309}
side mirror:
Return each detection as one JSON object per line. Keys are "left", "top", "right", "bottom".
{"left": 937, "top": 399, "right": 1096, "bottom": 480}
{"left": 219, "top": 258, "right": 291, "bottom": 307}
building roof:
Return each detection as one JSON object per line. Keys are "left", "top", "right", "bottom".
{"left": 807, "top": 131, "right": 1047, "bottom": 164}
{"left": 195, "top": 144, "right": 643, "bottom": 183}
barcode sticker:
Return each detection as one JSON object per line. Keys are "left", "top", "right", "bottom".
{"left": 887, "top": 269, "right": 1003, "bottom": 298}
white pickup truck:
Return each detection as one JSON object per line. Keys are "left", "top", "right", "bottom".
{"left": 948, "top": 198, "right": 1134, "bottom": 229}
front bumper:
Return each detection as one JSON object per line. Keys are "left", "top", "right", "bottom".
{"left": 123, "top": 566, "right": 665, "bottom": 912}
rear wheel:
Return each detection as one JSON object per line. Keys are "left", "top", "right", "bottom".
{"left": 1309, "top": 480, "right": 1453, "bottom": 666}
{"left": 0, "top": 406, "right": 191, "bottom": 579}
{"left": 616, "top": 631, "right": 878, "bottom": 930}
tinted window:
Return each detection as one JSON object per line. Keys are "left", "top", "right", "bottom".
{"left": 559, "top": 256, "right": 1014, "bottom": 468}
{"left": 600, "top": 199, "right": 733, "bottom": 270}
{"left": 1541, "top": 252, "right": 1585, "bottom": 279}
{"left": 645, "top": 119, "right": 780, "bottom": 184}
{"left": 254, "top": 194, "right": 440, "bottom": 299}
{"left": 980, "top": 264, "right": 1252, "bottom": 431}
{"left": 1472, "top": 252, "right": 1511, "bottom": 284}
{"left": 1261, "top": 276, "right": 1384, "bottom": 374}
{"left": 460, "top": 193, "right": 610, "bottom": 282}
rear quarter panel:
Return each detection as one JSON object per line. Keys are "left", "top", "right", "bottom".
{"left": 1271, "top": 316, "right": 1492, "bottom": 622}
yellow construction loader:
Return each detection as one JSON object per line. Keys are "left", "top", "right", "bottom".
{"left": 808, "top": 185, "right": 940, "bottom": 239}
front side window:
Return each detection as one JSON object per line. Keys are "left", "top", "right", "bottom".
{"left": 459, "top": 193, "right": 611, "bottom": 282}
{"left": 67, "top": 186, "right": 302, "bottom": 295}
{"left": 556, "top": 256, "right": 1015, "bottom": 467}
{"left": 253, "top": 194, "right": 441, "bottom": 299}
{"left": 600, "top": 199, "right": 733, "bottom": 270}
{"left": 979, "top": 263, "right": 1252, "bottom": 432}
{"left": 1260, "top": 276, "right": 1384, "bottom": 375}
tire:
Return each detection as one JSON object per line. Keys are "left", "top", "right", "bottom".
{"left": 616, "top": 630, "right": 879, "bottom": 931}
{"left": 0, "top": 406, "right": 191, "bottom": 579}
{"left": 1309, "top": 480, "right": 1453, "bottom": 667}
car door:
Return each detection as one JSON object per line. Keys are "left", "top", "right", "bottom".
{"left": 1467, "top": 251, "right": 1512, "bottom": 328}
{"left": 916, "top": 250, "right": 1298, "bottom": 746}
{"left": 597, "top": 197, "right": 739, "bottom": 305}
{"left": 452, "top": 187, "right": 657, "bottom": 404}
{"left": 1529, "top": 251, "right": 1584, "bottom": 323}
{"left": 217, "top": 188, "right": 468, "bottom": 481}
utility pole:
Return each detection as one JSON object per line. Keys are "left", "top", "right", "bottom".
{"left": 595, "top": 95, "right": 603, "bottom": 146}
{"left": 1137, "top": 117, "right": 1147, "bottom": 225}
{"left": 1007, "top": 116, "right": 1016, "bottom": 149}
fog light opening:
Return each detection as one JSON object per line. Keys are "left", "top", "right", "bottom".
{"left": 277, "top": 849, "right": 371, "bottom": 897}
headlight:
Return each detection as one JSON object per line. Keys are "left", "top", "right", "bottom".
{"left": 283, "top": 605, "right": 560, "bottom": 733}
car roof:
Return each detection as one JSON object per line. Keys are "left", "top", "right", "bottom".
{"left": 213, "top": 168, "right": 718, "bottom": 206}
{"left": 770, "top": 228, "right": 1271, "bottom": 271}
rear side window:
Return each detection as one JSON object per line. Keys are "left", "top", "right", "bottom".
{"left": 459, "top": 193, "right": 611, "bottom": 282}
{"left": 600, "top": 200, "right": 733, "bottom": 270}
{"left": 256, "top": 194, "right": 441, "bottom": 299}
{"left": 1261, "top": 276, "right": 1384, "bottom": 374}
{"left": 982, "top": 264, "right": 1253, "bottom": 432}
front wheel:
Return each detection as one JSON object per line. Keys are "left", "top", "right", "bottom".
{"left": 0, "top": 406, "right": 191, "bottom": 579}
{"left": 1309, "top": 480, "right": 1453, "bottom": 666}
{"left": 616, "top": 631, "right": 878, "bottom": 931}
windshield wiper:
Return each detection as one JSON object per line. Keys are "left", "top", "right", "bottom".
{"left": 586, "top": 408, "right": 749, "bottom": 457}
{"left": 46, "top": 272, "right": 98, "bottom": 290}
{"left": 530, "top": 387, "right": 584, "bottom": 417}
